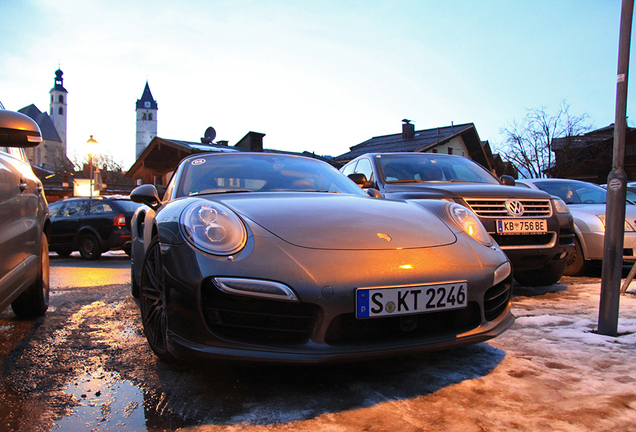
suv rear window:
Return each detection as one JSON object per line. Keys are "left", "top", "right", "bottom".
{"left": 113, "top": 200, "right": 144, "bottom": 212}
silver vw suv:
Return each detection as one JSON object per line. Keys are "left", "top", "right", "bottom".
{"left": 342, "top": 152, "right": 575, "bottom": 286}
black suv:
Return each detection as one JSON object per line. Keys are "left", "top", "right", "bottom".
{"left": 341, "top": 152, "right": 575, "bottom": 286}
{"left": 0, "top": 108, "right": 50, "bottom": 318}
{"left": 49, "top": 196, "right": 144, "bottom": 260}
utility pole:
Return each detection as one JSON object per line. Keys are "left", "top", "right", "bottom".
{"left": 599, "top": 0, "right": 634, "bottom": 336}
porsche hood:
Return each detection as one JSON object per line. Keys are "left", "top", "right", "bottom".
{"left": 217, "top": 193, "right": 457, "bottom": 250}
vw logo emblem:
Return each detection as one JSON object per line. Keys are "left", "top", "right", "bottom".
{"left": 506, "top": 199, "right": 524, "bottom": 216}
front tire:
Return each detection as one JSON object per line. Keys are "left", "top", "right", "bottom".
{"left": 139, "top": 237, "right": 175, "bottom": 362}
{"left": 78, "top": 233, "right": 101, "bottom": 260}
{"left": 11, "top": 233, "right": 50, "bottom": 318}
{"left": 564, "top": 238, "right": 586, "bottom": 276}
{"left": 514, "top": 259, "right": 567, "bottom": 287}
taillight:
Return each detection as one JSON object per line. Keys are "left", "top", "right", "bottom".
{"left": 113, "top": 213, "right": 126, "bottom": 227}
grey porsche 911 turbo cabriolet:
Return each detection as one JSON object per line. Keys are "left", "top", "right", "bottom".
{"left": 130, "top": 152, "right": 514, "bottom": 363}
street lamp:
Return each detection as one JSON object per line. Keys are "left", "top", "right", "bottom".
{"left": 86, "top": 135, "right": 98, "bottom": 197}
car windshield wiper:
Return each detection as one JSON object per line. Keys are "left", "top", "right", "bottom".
{"left": 190, "top": 189, "right": 252, "bottom": 196}
{"left": 386, "top": 179, "right": 427, "bottom": 183}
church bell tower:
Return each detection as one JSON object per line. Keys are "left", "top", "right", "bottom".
{"left": 136, "top": 81, "right": 158, "bottom": 159}
{"left": 49, "top": 68, "right": 68, "bottom": 152}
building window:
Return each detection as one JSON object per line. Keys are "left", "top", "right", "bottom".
{"left": 432, "top": 148, "right": 438, "bottom": 153}
{"left": 448, "top": 147, "right": 453, "bottom": 155}
{"left": 154, "top": 175, "right": 163, "bottom": 186}
{"left": 58, "top": 95, "right": 64, "bottom": 103}
{"left": 59, "top": 107, "right": 63, "bottom": 115}
{"left": 148, "top": 113, "right": 153, "bottom": 121}
{"left": 142, "top": 113, "right": 147, "bottom": 120}
{"left": 135, "top": 178, "right": 143, "bottom": 186}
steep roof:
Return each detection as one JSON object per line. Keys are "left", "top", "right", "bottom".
{"left": 334, "top": 122, "right": 491, "bottom": 169}
{"left": 136, "top": 82, "right": 158, "bottom": 110}
{"left": 551, "top": 124, "right": 636, "bottom": 151}
{"left": 18, "top": 104, "right": 62, "bottom": 142}
{"left": 127, "top": 135, "right": 341, "bottom": 178}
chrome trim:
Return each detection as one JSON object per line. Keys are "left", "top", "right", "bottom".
{"left": 213, "top": 277, "right": 299, "bottom": 302}
{"left": 464, "top": 198, "right": 552, "bottom": 218}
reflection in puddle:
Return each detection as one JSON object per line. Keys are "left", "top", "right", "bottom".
{"left": 53, "top": 367, "right": 146, "bottom": 431}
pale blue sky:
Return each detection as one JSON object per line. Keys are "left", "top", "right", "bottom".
{"left": 0, "top": 0, "right": 629, "bottom": 168}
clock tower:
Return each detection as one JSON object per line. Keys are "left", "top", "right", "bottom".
{"left": 136, "top": 81, "right": 158, "bottom": 158}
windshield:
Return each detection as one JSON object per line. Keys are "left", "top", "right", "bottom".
{"left": 377, "top": 154, "right": 500, "bottom": 185}
{"left": 176, "top": 153, "right": 366, "bottom": 198}
{"left": 534, "top": 180, "right": 608, "bottom": 204}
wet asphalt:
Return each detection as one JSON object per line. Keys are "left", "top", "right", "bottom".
{"left": 0, "top": 253, "right": 627, "bottom": 431}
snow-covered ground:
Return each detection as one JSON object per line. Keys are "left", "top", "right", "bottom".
{"left": 183, "top": 276, "right": 636, "bottom": 432}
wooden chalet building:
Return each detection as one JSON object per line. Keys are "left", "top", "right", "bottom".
{"left": 334, "top": 120, "right": 512, "bottom": 176}
{"left": 125, "top": 131, "right": 265, "bottom": 193}
{"left": 126, "top": 130, "right": 339, "bottom": 195}
{"left": 549, "top": 124, "right": 636, "bottom": 183}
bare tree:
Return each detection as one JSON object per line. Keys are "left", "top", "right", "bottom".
{"left": 498, "top": 101, "right": 592, "bottom": 178}
{"left": 69, "top": 151, "right": 129, "bottom": 185}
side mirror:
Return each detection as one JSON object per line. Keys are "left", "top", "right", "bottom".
{"left": 0, "top": 110, "right": 43, "bottom": 148}
{"left": 500, "top": 175, "right": 516, "bottom": 186}
{"left": 348, "top": 173, "right": 373, "bottom": 188}
{"left": 366, "top": 188, "right": 384, "bottom": 199}
{"left": 131, "top": 184, "right": 162, "bottom": 210}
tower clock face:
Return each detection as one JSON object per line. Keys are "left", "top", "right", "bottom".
{"left": 144, "top": 102, "right": 151, "bottom": 108}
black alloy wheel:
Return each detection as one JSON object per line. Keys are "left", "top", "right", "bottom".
{"left": 78, "top": 233, "right": 101, "bottom": 260}
{"left": 139, "top": 237, "right": 175, "bottom": 362}
{"left": 11, "top": 232, "right": 50, "bottom": 318}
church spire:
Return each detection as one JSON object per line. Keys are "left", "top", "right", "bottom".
{"left": 136, "top": 81, "right": 158, "bottom": 159}
{"left": 136, "top": 81, "right": 157, "bottom": 110}
{"left": 51, "top": 68, "right": 68, "bottom": 93}
{"left": 49, "top": 67, "right": 68, "bottom": 151}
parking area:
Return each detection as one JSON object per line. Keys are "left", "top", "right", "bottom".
{"left": 1, "top": 256, "right": 635, "bottom": 431}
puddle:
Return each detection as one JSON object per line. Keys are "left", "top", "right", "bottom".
{"left": 53, "top": 367, "right": 146, "bottom": 431}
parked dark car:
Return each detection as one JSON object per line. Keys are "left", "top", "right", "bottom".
{"left": 0, "top": 108, "right": 50, "bottom": 318}
{"left": 48, "top": 196, "right": 144, "bottom": 260}
{"left": 341, "top": 153, "right": 576, "bottom": 286}
{"left": 130, "top": 152, "right": 514, "bottom": 363}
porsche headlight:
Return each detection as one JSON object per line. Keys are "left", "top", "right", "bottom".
{"left": 182, "top": 201, "right": 247, "bottom": 255}
{"left": 448, "top": 203, "right": 493, "bottom": 246}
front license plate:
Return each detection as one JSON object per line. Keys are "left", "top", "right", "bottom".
{"left": 356, "top": 281, "right": 468, "bottom": 319}
{"left": 496, "top": 219, "right": 547, "bottom": 234}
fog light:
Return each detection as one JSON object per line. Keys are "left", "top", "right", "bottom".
{"left": 494, "top": 262, "right": 512, "bottom": 286}
{"left": 214, "top": 277, "right": 298, "bottom": 301}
